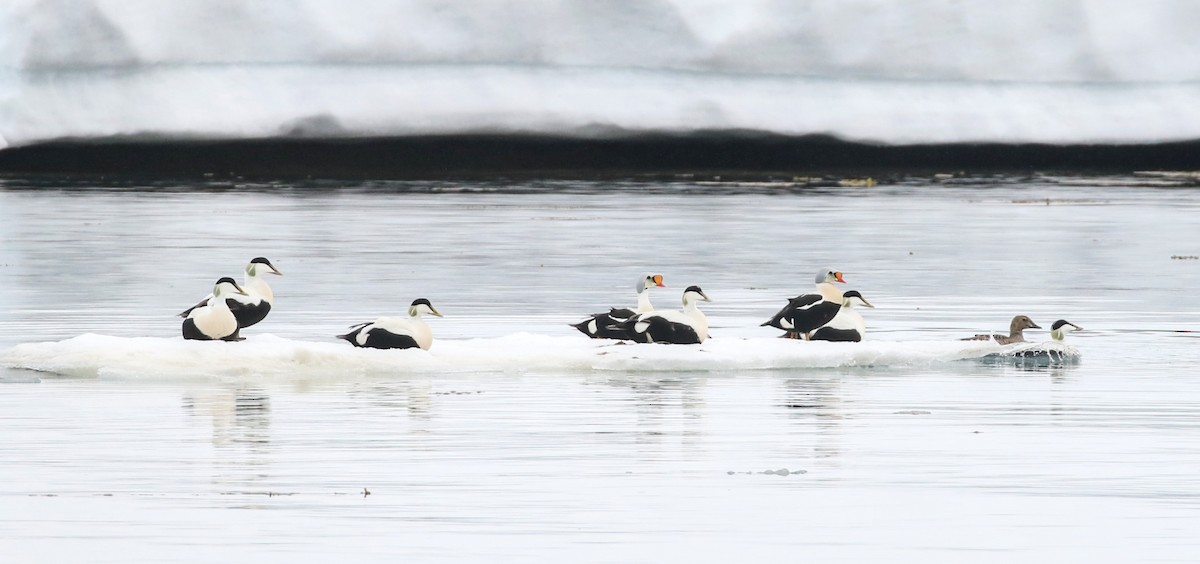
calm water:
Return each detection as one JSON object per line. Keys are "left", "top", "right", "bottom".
{"left": 2, "top": 176, "right": 1199, "bottom": 562}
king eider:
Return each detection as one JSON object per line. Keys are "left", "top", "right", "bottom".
{"left": 571, "top": 273, "right": 666, "bottom": 339}
{"left": 179, "top": 257, "right": 283, "bottom": 328}
{"left": 961, "top": 315, "right": 1041, "bottom": 345}
{"left": 762, "top": 269, "right": 846, "bottom": 340}
{"left": 338, "top": 299, "right": 443, "bottom": 350}
{"left": 182, "top": 277, "right": 249, "bottom": 341}
{"left": 607, "top": 285, "right": 711, "bottom": 344}
{"left": 810, "top": 290, "right": 875, "bottom": 342}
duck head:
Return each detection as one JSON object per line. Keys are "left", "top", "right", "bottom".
{"left": 1050, "top": 319, "right": 1082, "bottom": 341}
{"left": 842, "top": 290, "right": 875, "bottom": 308}
{"left": 682, "top": 285, "right": 712, "bottom": 306}
{"left": 815, "top": 269, "right": 846, "bottom": 285}
{"left": 639, "top": 273, "right": 666, "bottom": 293}
{"left": 247, "top": 257, "right": 283, "bottom": 277}
{"left": 213, "top": 277, "right": 249, "bottom": 298}
{"left": 409, "top": 298, "right": 443, "bottom": 318}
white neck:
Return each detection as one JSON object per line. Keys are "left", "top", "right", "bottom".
{"left": 211, "top": 293, "right": 233, "bottom": 310}
{"left": 636, "top": 289, "right": 653, "bottom": 313}
{"left": 243, "top": 276, "right": 274, "bottom": 302}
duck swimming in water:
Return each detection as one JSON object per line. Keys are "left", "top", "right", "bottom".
{"left": 182, "top": 277, "right": 249, "bottom": 341}
{"left": 338, "top": 298, "right": 443, "bottom": 350}
{"left": 179, "top": 257, "right": 283, "bottom": 328}
{"left": 810, "top": 290, "right": 875, "bottom": 342}
{"left": 962, "top": 315, "right": 1041, "bottom": 345}
{"left": 1049, "top": 319, "right": 1083, "bottom": 341}
{"left": 762, "top": 269, "right": 846, "bottom": 340}
{"left": 607, "top": 285, "right": 711, "bottom": 344}
{"left": 571, "top": 274, "right": 665, "bottom": 339}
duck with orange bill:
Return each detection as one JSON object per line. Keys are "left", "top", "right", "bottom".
{"left": 606, "top": 285, "right": 711, "bottom": 344}
{"left": 571, "top": 273, "right": 666, "bottom": 339}
{"left": 762, "top": 269, "right": 846, "bottom": 340}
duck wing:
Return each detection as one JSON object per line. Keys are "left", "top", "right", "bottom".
{"left": 177, "top": 297, "right": 211, "bottom": 318}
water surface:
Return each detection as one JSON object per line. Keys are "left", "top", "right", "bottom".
{"left": 2, "top": 176, "right": 1198, "bottom": 562}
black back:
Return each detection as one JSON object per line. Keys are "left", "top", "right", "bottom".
{"left": 339, "top": 325, "right": 420, "bottom": 350}
{"left": 360, "top": 328, "right": 421, "bottom": 350}
{"left": 573, "top": 312, "right": 639, "bottom": 340}
{"left": 761, "top": 294, "right": 822, "bottom": 330}
{"left": 611, "top": 314, "right": 702, "bottom": 345}
{"left": 228, "top": 299, "right": 271, "bottom": 328}
{"left": 810, "top": 327, "right": 862, "bottom": 342}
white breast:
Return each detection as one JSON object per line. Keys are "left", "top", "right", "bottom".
{"left": 189, "top": 303, "right": 239, "bottom": 338}
{"left": 240, "top": 277, "right": 274, "bottom": 305}
{"left": 372, "top": 316, "right": 434, "bottom": 350}
{"left": 821, "top": 307, "right": 866, "bottom": 336}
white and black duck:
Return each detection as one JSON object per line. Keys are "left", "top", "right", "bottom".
{"left": 607, "top": 285, "right": 711, "bottom": 344}
{"left": 810, "top": 290, "right": 875, "bottom": 342}
{"left": 179, "top": 257, "right": 283, "bottom": 328}
{"left": 1048, "top": 319, "right": 1083, "bottom": 341}
{"left": 571, "top": 273, "right": 666, "bottom": 339}
{"left": 182, "top": 277, "right": 249, "bottom": 341}
{"left": 762, "top": 269, "right": 846, "bottom": 340}
{"left": 338, "top": 298, "right": 443, "bottom": 350}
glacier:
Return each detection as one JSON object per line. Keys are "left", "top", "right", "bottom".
{"left": 2, "top": 0, "right": 1199, "bottom": 149}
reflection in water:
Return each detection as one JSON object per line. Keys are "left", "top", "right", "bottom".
{"left": 346, "top": 381, "right": 435, "bottom": 422}
{"left": 592, "top": 375, "right": 708, "bottom": 457}
{"left": 182, "top": 387, "right": 273, "bottom": 491}
{"left": 780, "top": 376, "right": 846, "bottom": 468}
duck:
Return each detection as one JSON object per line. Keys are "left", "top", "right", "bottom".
{"left": 810, "top": 290, "right": 875, "bottom": 342}
{"left": 761, "top": 269, "right": 846, "bottom": 340}
{"left": 607, "top": 285, "right": 711, "bottom": 344}
{"left": 1007, "top": 319, "right": 1083, "bottom": 363}
{"left": 182, "top": 277, "right": 249, "bottom": 341}
{"left": 1049, "top": 319, "right": 1083, "bottom": 341}
{"left": 571, "top": 273, "right": 666, "bottom": 339}
{"left": 338, "top": 298, "right": 443, "bottom": 350}
{"left": 961, "top": 315, "right": 1041, "bottom": 345}
{"left": 179, "top": 257, "right": 283, "bottom": 328}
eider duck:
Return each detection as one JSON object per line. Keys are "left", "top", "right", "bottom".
{"left": 810, "top": 290, "right": 875, "bottom": 342}
{"left": 338, "top": 298, "right": 443, "bottom": 350}
{"left": 607, "top": 285, "right": 711, "bottom": 344}
{"left": 1004, "top": 319, "right": 1083, "bottom": 364}
{"left": 1050, "top": 319, "right": 1083, "bottom": 341}
{"left": 761, "top": 269, "right": 846, "bottom": 340}
{"left": 182, "top": 277, "right": 249, "bottom": 341}
{"left": 179, "top": 257, "right": 283, "bottom": 328}
{"left": 571, "top": 273, "right": 666, "bottom": 339}
{"left": 961, "top": 315, "right": 1041, "bottom": 345}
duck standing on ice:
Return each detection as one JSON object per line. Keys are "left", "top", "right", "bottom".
{"left": 762, "top": 269, "right": 846, "bottom": 340}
